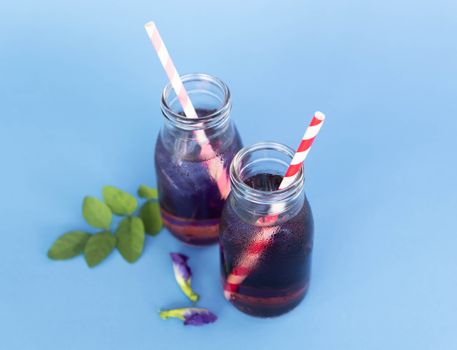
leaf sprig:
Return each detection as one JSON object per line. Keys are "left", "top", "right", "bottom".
{"left": 47, "top": 185, "right": 162, "bottom": 267}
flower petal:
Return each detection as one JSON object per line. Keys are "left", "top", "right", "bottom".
{"left": 170, "top": 253, "right": 191, "bottom": 280}
{"left": 170, "top": 252, "right": 199, "bottom": 302}
{"left": 183, "top": 308, "right": 218, "bottom": 326}
{"left": 159, "top": 308, "right": 217, "bottom": 326}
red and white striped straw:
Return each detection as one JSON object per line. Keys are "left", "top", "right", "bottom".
{"left": 144, "top": 22, "right": 230, "bottom": 198}
{"left": 224, "top": 111, "right": 325, "bottom": 299}
{"left": 277, "top": 111, "right": 325, "bottom": 190}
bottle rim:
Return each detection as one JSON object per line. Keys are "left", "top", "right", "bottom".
{"left": 230, "top": 141, "right": 305, "bottom": 206}
{"left": 160, "top": 73, "right": 231, "bottom": 130}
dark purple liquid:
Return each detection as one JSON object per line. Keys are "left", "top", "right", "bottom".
{"left": 244, "top": 173, "right": 283, "bottom": 191}
{"left": 220, "top": 173, "right": 314, "bottom": 317}
{"left": 155, "top": 108, "right": 242, "bottom": 245}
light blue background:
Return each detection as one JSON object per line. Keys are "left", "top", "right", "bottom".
{"left": 1, "top": 0, "right": 456, "bottom": 349}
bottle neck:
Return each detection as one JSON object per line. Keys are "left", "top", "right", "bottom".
{"left": 159, "top": 73, "right": 234, "bottom": 160}
{"left": 161, "top": 107, "right": 232, "bottom": 142}
{"left": 160, "top": 73, "right": 232, "bottom": 133}
{"left": 229, "top": 142, "right": 305, "bottom": 223}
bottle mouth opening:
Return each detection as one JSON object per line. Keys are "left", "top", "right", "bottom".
{"left": 160, "top": 73, "right": 231, "bottom": 129}
{"left": 230, "top": 142, "right": 304, "bottom": 205}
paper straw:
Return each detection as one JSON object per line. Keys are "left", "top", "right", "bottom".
{"left": 224, "top": 111, "right": 325, "bottom": 299}
{"left": 144, "top": 22, "right": 230, "bottom": 199}
{"left": 278, "top": 112, "right": 325, "bottom": 189}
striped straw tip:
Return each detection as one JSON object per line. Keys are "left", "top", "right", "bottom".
{"left": 144, "top": 21, "right": 156, "bottom": 32}
{"left": 315, "top": 111, "right": 326, "bottom": 121}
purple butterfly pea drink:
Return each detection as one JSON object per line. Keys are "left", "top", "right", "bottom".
{"left": 155, "top": 74, "right": 242, "bottom": 245}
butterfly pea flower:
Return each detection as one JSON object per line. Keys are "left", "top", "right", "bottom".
{"left": 170, "top": 252, "right": 200, "bottom": 302}
{"left": 159, "top": 308, "right": 217, "bottom": 326}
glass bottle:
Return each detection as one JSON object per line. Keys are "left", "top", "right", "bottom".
{"left": 220, "top": 142, "right": 313, "bottom": 316}
{"left": 155, "top": 73, "right": 242, "bottom": 245}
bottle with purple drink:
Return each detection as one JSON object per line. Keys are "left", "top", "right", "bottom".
{"left": 155, "top": 73, "right": 242, "bottom": 245}
{"left": 220, "top": 142, "right": 314, "bottom": 317}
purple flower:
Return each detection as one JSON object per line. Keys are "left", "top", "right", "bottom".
{"left": 170, "top": 252, "right": 199, "bottom": 302}
{"left": 170, "top": 252, "right": 191, "bottom": 280}
{"left": 159, "top": 308, "right": 217, "bottom": 326}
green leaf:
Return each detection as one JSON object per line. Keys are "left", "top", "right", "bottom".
{"left": 140, "top": 201, "right": 162, "bottom": 236}
{"left": 137, "top": 185, "right": 158, "bottom": 200}
{"left": 102, "top": 186, "right": 138, "bottom": 216}
{"left": 115, "top": 217, "right": 145, "bottom": 263}
{"left": 84, "top": 231, "right": 116, "bottom": 267}
{"left": 83, "top": 196, "right": 112, "bottom": 229}
{"left": 48, "top": 231, "right": 91, "bottom": 260}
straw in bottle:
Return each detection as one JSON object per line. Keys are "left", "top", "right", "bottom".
{"left": 224, "top": 111, "right": 325, "bottom": 299}
{"left": 144, "top": 22, "right": 230, "bottom": 199}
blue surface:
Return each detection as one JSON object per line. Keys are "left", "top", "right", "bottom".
{"left": 1, "top": 0, "right": 457, "bottom": 349}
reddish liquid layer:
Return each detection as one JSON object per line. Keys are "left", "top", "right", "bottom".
{"left": 161, "top": 208, "right": 220, "bottom": 245}
{"left": 223, "top": 278, "right": 309, "bottom": 317}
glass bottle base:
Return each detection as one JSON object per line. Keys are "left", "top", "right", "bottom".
{"left": 224, "top": 281, "right": 309, "bottom": 317}
{"left": 160, "top": 208, "right": 220, "bottom": 246}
